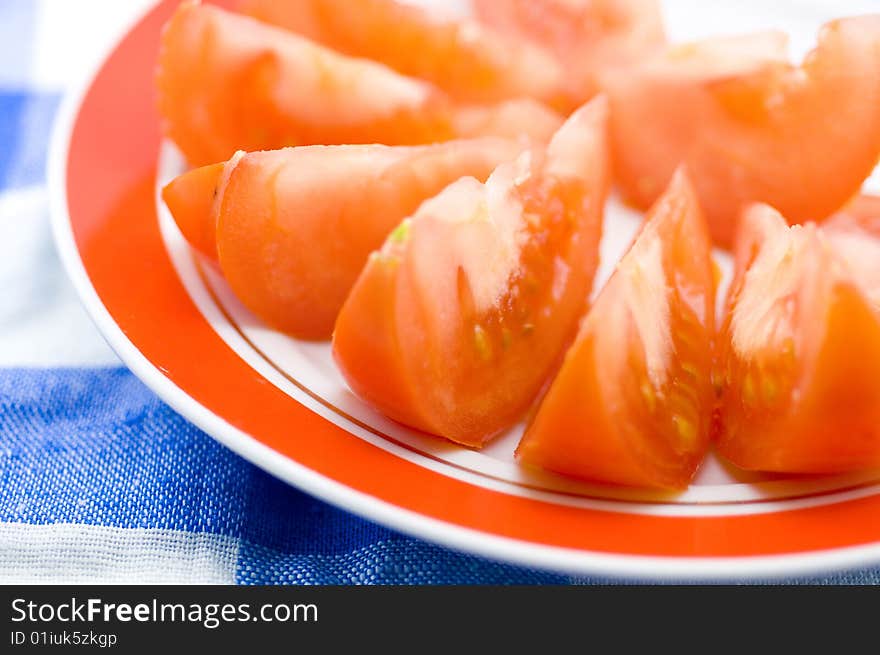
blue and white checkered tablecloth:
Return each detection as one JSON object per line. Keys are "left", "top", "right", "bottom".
{"left": 1, "top": 0, "right": 879, "bottom": 585}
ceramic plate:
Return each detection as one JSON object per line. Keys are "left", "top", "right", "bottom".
{"left": 51, "top": 0, "right": 880, "bottom": 579}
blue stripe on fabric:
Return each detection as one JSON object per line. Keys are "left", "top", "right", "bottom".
{"left": 0, "top": 92, "right": 61, "bottom": 189}
{"left": 239, "top": 464, "right": 399, "bottom": 556}
{"left": 0, "top": 368, "right": 250, "bottom": 534}
{"left": 235, "top": 538, "right": 568, "bottom": 585}
{"left": 235, "top": 468, "right": 571, "bottom": 584}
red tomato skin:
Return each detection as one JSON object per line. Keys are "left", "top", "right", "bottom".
{"left": 331, "top": 254, "right": 434, "bottom": 433}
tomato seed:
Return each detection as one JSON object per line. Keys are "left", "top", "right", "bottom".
{"left": 474, "top": 325, "right": 492, "bottom": 361}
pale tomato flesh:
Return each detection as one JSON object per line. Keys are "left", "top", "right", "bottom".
{"left": 717, "top": 204, "right": 880, "bottom": 473}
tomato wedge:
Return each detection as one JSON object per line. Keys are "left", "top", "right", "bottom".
{"left": 716, "top": 204, "right": 880, "bottom": 473}
{"left": 332, "top": 97, "right": 609, "bottom": 446}
{"left": 517, "top": 170, "right": 715, "bottom": 489}
{"left": 240, "top": 0, "right": 565, "bottom": 106}
{"left": 162, "top": 161, "right": 227, "bottom": 260}
{"left": 157, "top": 3, "right": 562, "bottom": 167}
{"left": 162, "top": 138, "right": 520, "bottom": 340}
{"left": 604, "top": 16, "right": 880, "bottom": 246}
{"left": 158, "top": 2, "right": 455, "bottom": 166}
{"left": 474, "top": 0, "right": 665, "bottom": 106}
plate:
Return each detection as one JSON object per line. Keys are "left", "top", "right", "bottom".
{"left": 50, "top": 0, "right": 880, "bottom": 579}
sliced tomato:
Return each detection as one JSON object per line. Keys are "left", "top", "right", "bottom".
{"left": 717, "top": 204, "right": 880, "bottom": 473}
{"left": 604, "top": 16, "right": 880, "bottom": 246}
{"left": 516, "top": 170, "right": 715, "bottom": 489}
{"left": 474, "top": 0, "right": 665, "bottom": 106}
{"left": 158, "top": 3, "right": 563, "bottom": 167}
{"left": 157, "top": 2, "right": 451, "bottom": 165}
{"left": 332, "top": 98, "right": 610, "bottom": 446}
{"left": 240, "top": 0, "right": 565, "bottom": 107}
{"left": 162, "top": 138, "right": 520, "bottom": 340}
{"left": 158, "top": 2, "right": 453, "bottom": 166}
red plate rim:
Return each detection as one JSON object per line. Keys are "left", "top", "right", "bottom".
{"left": 48, "top": 0, "right": 880, "bottom": 580}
